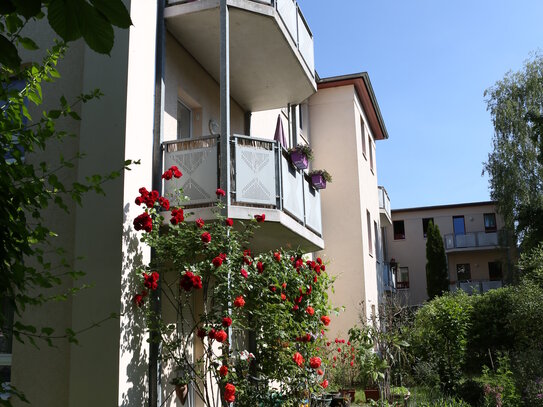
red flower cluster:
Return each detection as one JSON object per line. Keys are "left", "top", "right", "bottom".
{"left": 158, "top": 197, "right": 170, "bottom": 210}
{"left": 317, "top": 369, "right": 324, "bottom": 376}
{"left": 180, "top": 271, "right": 203, "bottom": 291}
{"left": 143, "top": 272, "right": 159, "bottom": 291}
{"left": 135, "top": 187, "right": 160, "bottom": 208}
{"left": 321, "top": 315, "right": 331, "bottom": 326}
{"left": 161, "top": 165, "right": 182, "bottom": 180}
{"left": 234, "top": 296, "right": 245, "bottom": 308}
{"left": 201, "top": 232, "right": 211, "bottom": 244}
{"left": 240, "top": 268, "right": 248, "bottom": 279}
{"left": 134, "top": 212, "right": 153, "bottom": 233}
{"left": 295, "top": 333, "right": 312, "bottom": 343}
{"left": 133, "top": 291, "right": 147, "bottom": 307}
{"left": 225, "top": 218, "right": 233, "bottom": 227}
{"left": 292, "top": 352, "right": 304, "bottom": 367}
{"left": 309, "top": 356, "right": 322, "bottom": 369}
{"left": 224, "top": 383, "right": 236, "bottom": 403}
{"left": 212, "top": 256, "right": 223, "bottom": 268}
{"left": 306, "top": 306, "right": 315, "bottom": 316}
{"left": 273, "top": 252, "right": 281, "bottom": 262}
{"left": 214, "top": 329, "right": 227, "bottom": 343}
{"left": 219, "top": 365, "right": 228, "bottom": 377}
{"left": 254, "top": 214, "right": 265, "bottom": 222}
{"left": 321, "top": 379, "right": 329, "bottom": 389}
{"left": 222, "top": 317, "right": 232, "bottom": 327}
{"left": 170, "top": 208, "right": 184, "bottom": 225}
{"left": 257, "top": 261, "right": 264, "bottom": 273}
{"left": 196, "top": 218, "right": 205, "bottom": 228}
{"left": 216, "top": 188, "right": 226, "bottom": 197}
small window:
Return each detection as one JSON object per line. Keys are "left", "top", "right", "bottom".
{"left": 177, "top": 100, "right": 192, "bottom": 140}
{"left": 422, "top": 218, "right": 434, "bottom": 238}
{"left": 488, "top": 262, "right": 503, "bottom": 281}
{"left": 393, "top": 220, "right": 405, "bottom": 240}
{"left": 396, "top": 267, "right": 409, "bottom": 289}
{"left": 369, "top": 135, "right": 374, "bottom": 173}
{"left": 367, "top": 210, "right": 373, "bottom": 256}
{"left": 374, "top": 221, "right": 379, "bottom": 260}
{"left": 456, "top": 264, "right": 471, "bottom": 281}
{"left": 360, "top": 116, "right": 367, "bottom": 158}
{"left": 484, "top": 213, "right": 497, "bottom": 233}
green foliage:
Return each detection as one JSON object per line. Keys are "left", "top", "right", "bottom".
{"left": 518, "top": 243, "right": 543, "bottom": 288}
{"left": 484, "top": 53, "right": 543, "bottom": 252}
{"left": 479, "top": 354, "right": 522, "bottom": 407}
{"left": 425, "top": 221, "right": 448, "bottom": 299}
{"left": 411, "top": 292, "right": 472, "bottom": 393}
{"left": 0, "top": 0, "right": 132, "bottom": 68}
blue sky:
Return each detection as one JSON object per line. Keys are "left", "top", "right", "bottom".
{"left": 297, "top": 0, "right": 543, "bottom": 209}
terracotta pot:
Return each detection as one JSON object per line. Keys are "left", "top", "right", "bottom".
{"left": 364, "top": 388, "right": 380, "bottom": 401}
{"left": 175, "top": 383, "right": 188, "bottom": 405}
{"left": 290, "top": 151, "right": 308, "bottom": 170}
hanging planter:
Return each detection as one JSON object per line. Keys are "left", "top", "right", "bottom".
{"left": 308, "top": 170, "right": 332, "bottom": 190}
{"left": 174, "top": 383, "right": 188, "bottom": 405}
{"left": 288, "top": 144, "right": 313, "bottom": 170}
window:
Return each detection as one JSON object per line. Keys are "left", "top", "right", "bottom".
{"left": 396, "top": 267, "right": 409, "bottom": 289}
{"left": 374, "top": 221, "right": 379, "bottom": 260}
{"left": 367, "top": 210, "right": 373, "bottom": 256}
{"left": 360, "top": 116, "right": 367, "bottom": 158}
{"left": 488, "top": 261, "right": 503, "bottom": 281}
{"left": 422, "top": 218, "right": 434, "bottom": 238}
{"left": 177, "top": 100, "right": 192, "bottom": 140}
{"left": 393, "top": 220, "right": 405, "bottom": 240}
{"left": 369, "top": 135, "right": 374, "bottom": 173}
{"left": 453, "top": 216, "right": 465, "bottom": 236}
{"left": 456, "top": 263, "right": 471, "bottom": 281}
{"left": 484, "top": 213, "right": 497, "bottom": 233}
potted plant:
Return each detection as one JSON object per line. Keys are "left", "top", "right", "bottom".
{"left": 170, "top": 377, "right": 189, "bottom": 405}
{"left": 288, "top": 144, "right": 313, "bottom": 170}
{"left": 309, "top": 170, "right": 332, "bottom": 190}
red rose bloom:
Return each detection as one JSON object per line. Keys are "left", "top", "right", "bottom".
{"left": 292, "top": 352, "right": 304, "bottom": 367}
{"left": 270, "top": 285, "right": 276, "bottom": 292}
{"left": 222, "top": 316, "right": 232, "bottom": 327}
{"left": 158, "top": 197, "right": 170, "bottom": 210}
{"left": 201, "top": 232, "right": 211, "bottom": 244}
{"left": 170, "top": 208, "right": 184, "bottom": 225}
{"left": 234, "top": 296, "right": 245, "bottom": 308}
{"left": 216, "top": 188, "right": 226, "bottom": 197}
{"left": 350, "top": 361, "right": 354, "bottom": 366}
{"left": 317, "top": 369, "right": 324, "bottom": 376}
{"left": 257, "top": 261, "right": 264, "bottom": 273}
{"left": 321, "top": 316, "right": 331, "bottom": 326}
{"left": 240, "top": 268, "right": 248, "bottom": 279}
{"left": 212, "top": 256, "right": 223, "bottom": 268}
{"left": 134, "top": 212, "right": 153, "bottom": 233}
{"left": 197, "top": 328, "right": 206, "bottom": 339}
{"left": 254, "top": 214, "right": 265, "bottom": 222}
{"left": 143, "top": 272, "right": 159, "bottom": 291}
{"left": 243, "top": 249, "right": 251, "bottom": 257}
{"left": 309, "top": 356, "right": 322, "bottom": 369}
{"left": 321, "top": 380, "right": 329, "bottom": 389}
{"left": 191, "top": 275, "right": 202, "bottom": 290}
{"left": 219, "top": 365, "right": 228, "bottom": 377}
{"left": 316, "top": 257, "right": 322, "bottom": 265}
{"left": 224, "top": 383, "right": 236, "bottom": 403}
{"left": 215, "top": 329, "right": 228, "bottom": 343}
{"left": 281, "top": 293, "right": 286, "bottom": 301}
{"left": 133, "top": 293, "right": 145, "bottom": 307}
{"left": 170, "top": 165, "right": 182, "bottom": 178}
{"left": 306, "top": 306, "right": 315, "bottom": 316}
{"left": 208, "top": 328, "right": 216, "bottom": 339}
{"left": 292, "top": 305, "right": 299, "bottom": 311}
{"left": 282, "top": 282, "right": 287, "bottom": 289}
{"left": 196, "top": 218, "right": 205, "bottom": 228}
{"left": 273, "top": 252, "right": 281, "bottom": 262}
{"left": 225, "top": 218, "right": 233, "bottom": 227}
{"left": 161, "top": 169, "right": 172, "bottom": 180}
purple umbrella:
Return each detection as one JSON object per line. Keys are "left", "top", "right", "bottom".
{"left": 273, "top": 114, "right": 287, "bottom": 147}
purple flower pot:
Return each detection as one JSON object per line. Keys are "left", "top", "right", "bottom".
{"left": 311, "top": 174, "right": 326, "bottom": 190}
{"left": 290, "top": 151, "right": 308, "bottom": 170}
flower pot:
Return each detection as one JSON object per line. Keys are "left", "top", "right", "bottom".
{"left": 311, "top": 174, "right": 327, "bottom": 189}
{"left": 290, "top": 151, "right": 308, "bottom": 170}
{"left": 364, "top": 388, "right": 380, "bottom": 401}
{"left": 175, "top": 383, "right": 188, "bottom": 405}
{"left": 340, "top": 389, "right": 355, "bottom": 402}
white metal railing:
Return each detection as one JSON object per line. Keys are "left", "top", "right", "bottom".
{"left": 162, "top": 135, "right": 322, "bottom": 235}
{"left": 166, "top": 0, "right": 314, "bottom": 76}
{"left": 444, "top": 231, "right": 503, "bottom": 250}
{"left": 378, "top": 186, "right": 391, "bottom": 219}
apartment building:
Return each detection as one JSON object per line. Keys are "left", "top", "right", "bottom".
{"left": 385, "top": 202, "right": 513, "bottom": 306}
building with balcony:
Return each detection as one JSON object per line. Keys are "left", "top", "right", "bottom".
{"left": 385, "top": 201, "right": 514, "bottom": 306}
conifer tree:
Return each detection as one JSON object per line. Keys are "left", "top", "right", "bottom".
{"left": 426, "top": 221, "right": 449, "bottom": 299}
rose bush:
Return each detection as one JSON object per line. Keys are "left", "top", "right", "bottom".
{"left": 131, "top": 167, "right": 336, "bottom": 406}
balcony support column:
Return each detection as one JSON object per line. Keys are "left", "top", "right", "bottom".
{"left": 220, "top": 0, "right": 231, "bottom": 212}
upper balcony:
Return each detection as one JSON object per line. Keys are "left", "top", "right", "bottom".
{"left": 165, "top": 0, "right": 316, "bottom": 111}
{"left": 162, "top": 135, "right": 323, "bottom": 253}
{"left": 444, "top": 230, "right": 508, "bottom": 252}
{"left": 378, "top": 186, "right": 391, "bottom": 226}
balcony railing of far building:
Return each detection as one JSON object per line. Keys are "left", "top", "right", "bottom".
{"left": 450, "top": 280, "right": 503, "bottom": 295}
{"left": 166, "top": 0, "right": 314, "bottom": 75}
{"left": 162, "top": 134, "right": 322, "bottom": 236}
{"left": 443, "top": 230, "right": 508, "bottom": 251}
{"left": 378, "top": 186, "right": 391, "bottom": 218}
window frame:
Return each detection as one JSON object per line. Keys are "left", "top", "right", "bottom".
{"left": 488, "top": 261, "right": 503, "bottom": 281}
{"left": 360, "top": 115, "right": 367, "bottom": 159}
{"left": 393, "top": 220, "right": 405, "bottom": 240}
{"left": 396, "top": 267, "right": 410, "bottom": 289}
{"left": 177, "top": 99, "right": 192, "bottom": 140}
{"left": 484, "top": 213, "right": 497, "bottom": 233}
{"left": 456, "top": 263, "right": 472, "bottom": 282}
{"left": 367, "top": 210, "right": 373, "bottom": 256}
{"left": 422, "top": 217, "right": 434, "bottom": 238}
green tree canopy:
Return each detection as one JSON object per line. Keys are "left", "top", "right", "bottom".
{"left": 426, "top": 221, "right": 448, "bottom": 299}
{"left": 484, "top": 53, "right": 543, "bottom": 252}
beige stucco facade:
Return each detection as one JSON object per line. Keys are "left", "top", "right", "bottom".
{"left": 386, "top": 202, "right": 513, "bottom": 306}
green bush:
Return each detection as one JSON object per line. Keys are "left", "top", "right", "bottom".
{"left": 479, "top": 354, "right": 522, "bottom": 407}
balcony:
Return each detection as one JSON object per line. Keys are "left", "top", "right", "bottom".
{"left": 378, "top": 186, "right": 391, "bottom": 226}
{"left": 162, "top": 135, "right": 323, "bottom": 252}
{"left": 165, "top": 0, "right": 316, "bottom": 111}
{"left": 382, "top": 262, "right": 396, "bottom": 292}
{"left": 444, "top": 231, "right": 507, "bottom": 252}
{"left": 450, "top": 280, "right": 503, "bottom": 295}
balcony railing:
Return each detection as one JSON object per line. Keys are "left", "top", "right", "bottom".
{"left": 162, "top": 135, "right": 322, "bottom": 235}
{"left": 167, "top": 0, "right": 314, "bottom": 75}
{"left": 450, "top": 280, "right": 503, "bottom": 294}
{"left": 378, "top": 186, "right": 391, "bottom": 222}
{"left": 444, "top": 231, "right": 506, "bottom": 251}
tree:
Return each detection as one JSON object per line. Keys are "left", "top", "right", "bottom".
{"left": 484, "top": 53, "right": 543, "bottom": 252}
{"left": 425, "top": 221, "right": 448, "bottom": 299}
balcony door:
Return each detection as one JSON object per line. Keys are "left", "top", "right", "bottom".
{"left": 453, "top": 216, "right": 465, "bottom": 236}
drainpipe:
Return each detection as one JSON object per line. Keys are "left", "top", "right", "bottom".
{"left": 150, "top": 0, "right": 166, "bottom": 406}
{"left": 219, "top": 0, "right": 231, "bottom": 213}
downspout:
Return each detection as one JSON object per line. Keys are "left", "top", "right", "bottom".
{"left": 150, "top": 0, "right": 166, "bottom": 406}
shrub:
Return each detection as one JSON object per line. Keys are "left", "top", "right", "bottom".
{"left": 479, "top": 354, "right": 522, "bottom": 407}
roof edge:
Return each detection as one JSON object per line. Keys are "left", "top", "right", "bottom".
{"left": 392, "top": 201, "right": 497, "bottom": 214}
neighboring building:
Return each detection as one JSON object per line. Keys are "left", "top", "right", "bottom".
{"left": 386, "top": 202, "right": 513, "bottom": 306}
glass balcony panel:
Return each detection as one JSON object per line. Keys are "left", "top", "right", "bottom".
{"left": 297, "top": 11, "right": 314, "bottom": 70}
{"left": 482, "top": 280, "right": 502, "bottom": 292}
{"left": 476, "top": 231, "right": 498, "bottom": 246}
{"left": 276, "top": 0, "right": 298, "bottom": 43}
{"left": 303, "top": 177, "right": 322, "bottom": 234}
{"left": 455, "top": 233, "right": 476, "bottom": 248}
{"left": 281, "top": 153, "right": 304, "bottom": 222}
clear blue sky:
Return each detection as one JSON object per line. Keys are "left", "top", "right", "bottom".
{"left": 297, "top": 0, "right": 543, "bottom": 209}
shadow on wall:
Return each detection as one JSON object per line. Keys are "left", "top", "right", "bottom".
{"left": 120, "top": 203, "right": 148, "bottom": 407}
